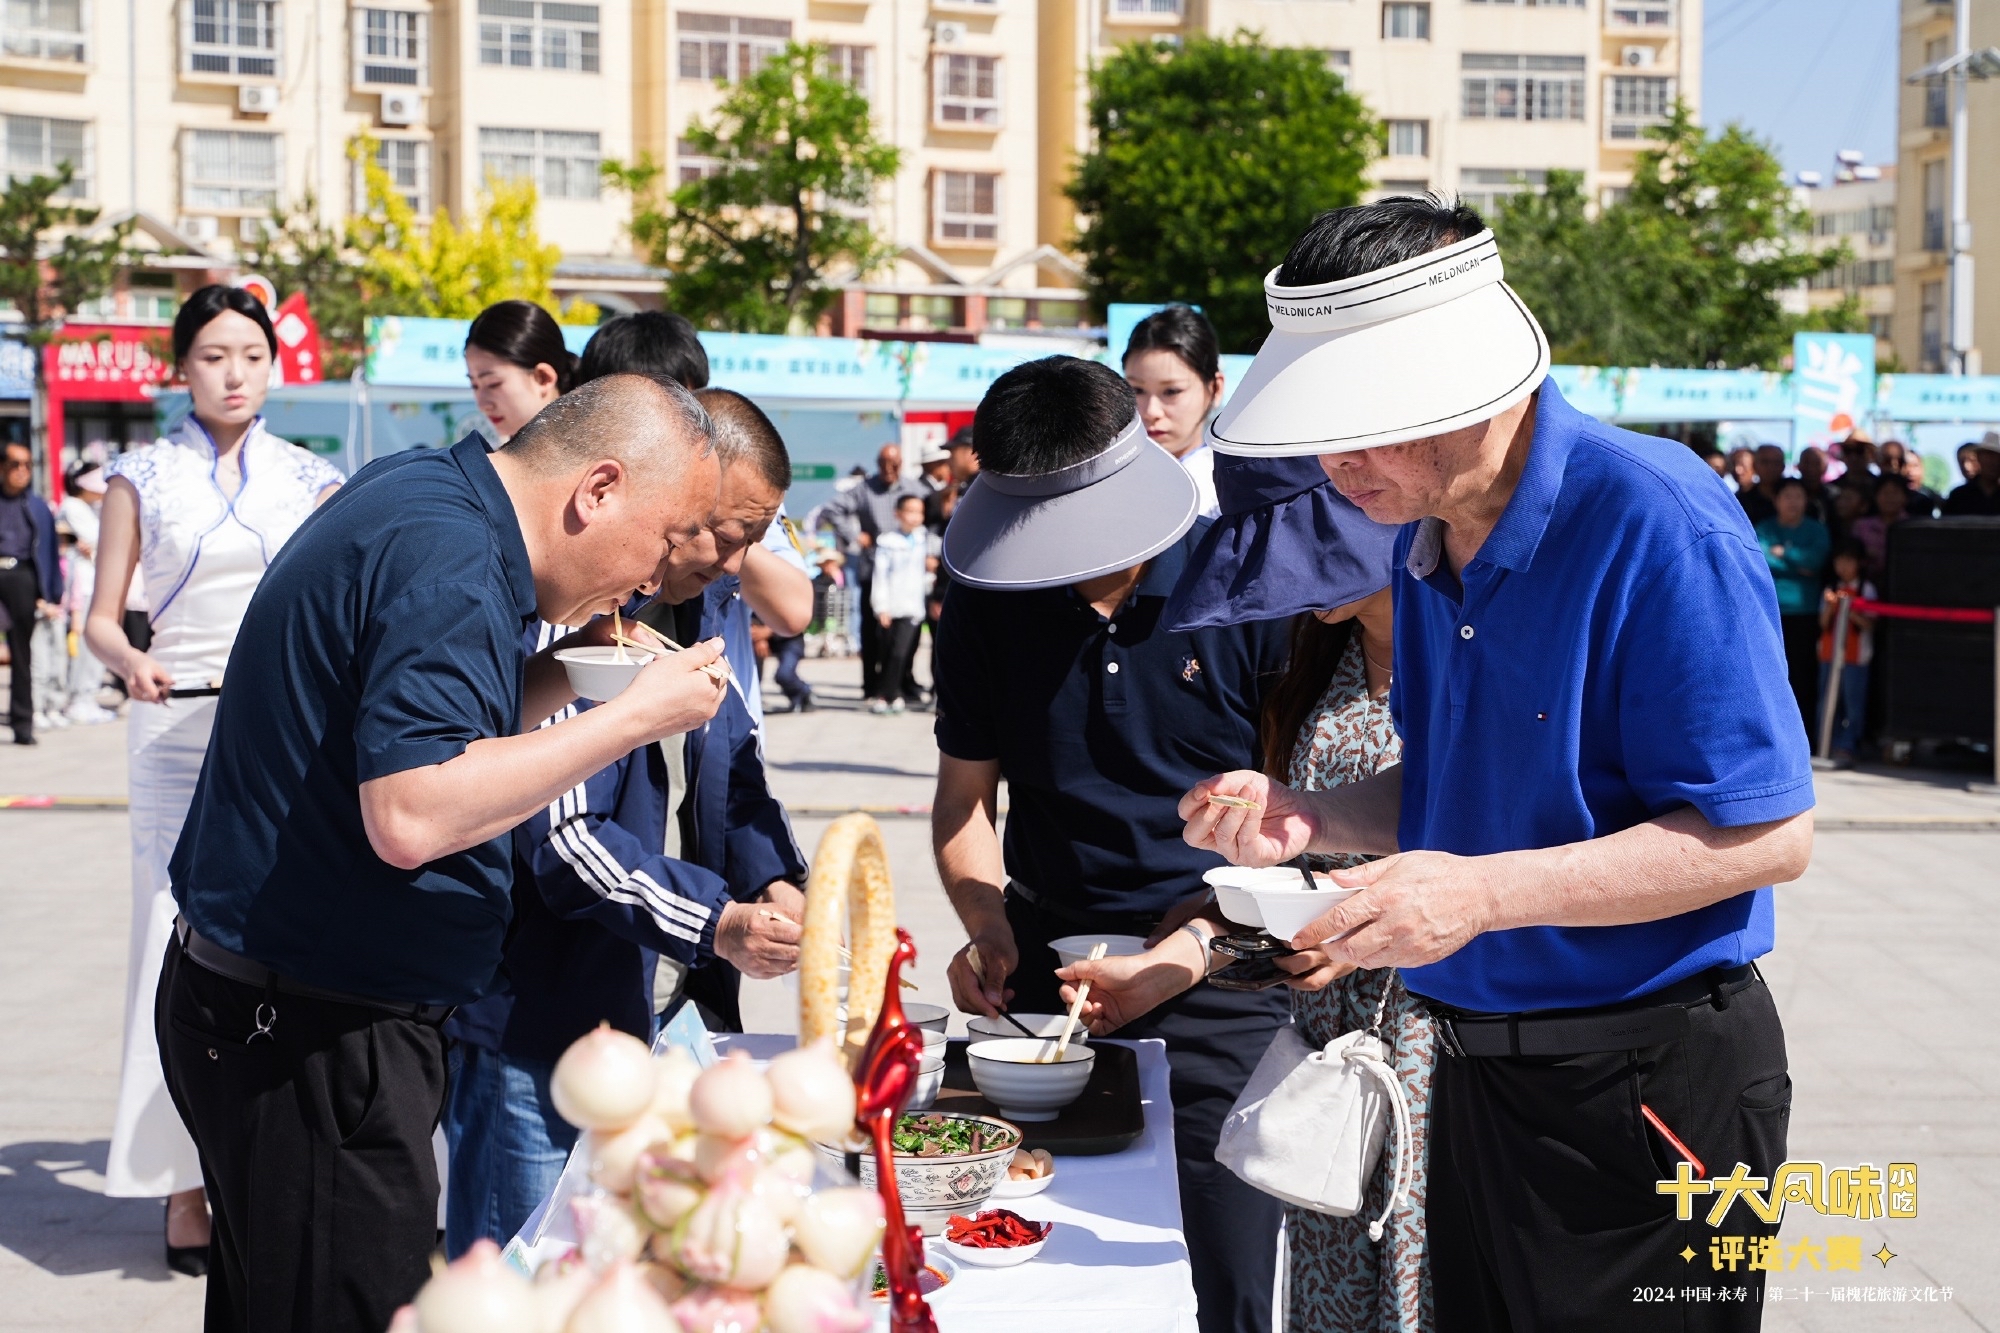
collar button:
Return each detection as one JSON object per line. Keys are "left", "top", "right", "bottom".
{"left": 1459, "top": 624, "right": 1475, "bottom": 640}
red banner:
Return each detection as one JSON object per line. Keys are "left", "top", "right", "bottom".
{"left": 273, "top": 291, "right": 323, "bottom": 385}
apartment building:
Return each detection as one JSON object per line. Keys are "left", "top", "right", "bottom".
{"left": 1037, "top": 0, "right": 1702, "bottom": 264}
{"left": 626, "top": 0, "right": 1082, "bottom": 337}
{"left": 0, "top": 1, "right": 648, "bottom": 316}
{"left": 1893, "top": 0, "right": 1997, "bottom": 374}
{"left": 1795, "top": 162, "right": 1898, "bottom": 366}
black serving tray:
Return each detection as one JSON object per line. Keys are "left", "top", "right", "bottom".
{"left": 932, "top": 1038, "right": 1144, "bottom": 1156}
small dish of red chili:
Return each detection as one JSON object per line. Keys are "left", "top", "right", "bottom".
{"left": 940, "top": 1209, "right": 1053, "bottom": 1268}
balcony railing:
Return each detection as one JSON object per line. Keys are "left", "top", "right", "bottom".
{"left": 1107, "top": 0, "right": 1182, "bottom": 21}
{"left": 1, "top": 14, "right": 88, "bottom": 63}
{"left": 1606, "top": 1, "right": 1673, "bottom": 30}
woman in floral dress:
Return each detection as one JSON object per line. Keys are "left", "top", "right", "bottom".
{"left": 1060, "top": 451, "right": 1434, "bottom": 1332}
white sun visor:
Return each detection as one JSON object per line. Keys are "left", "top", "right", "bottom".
{"left": 1208, "top": 232, "right": 1552, "bottom": 456}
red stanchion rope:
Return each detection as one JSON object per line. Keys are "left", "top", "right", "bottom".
{"left": 1848, "top": 598, "right": 1997, "bottom": 625}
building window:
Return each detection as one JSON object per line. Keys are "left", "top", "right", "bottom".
{"left": 1459, "top": 167, "right": 1546, "bottom": 217}
{"left": 1606, "top": 74, "right": 1674, "bottom": 139}
{"left": 183, "top": 129, "right": 281, "bottom": 212}
{"left": 4, "top": 115, "right": 90, "bottom": 198}
{"left": 1922, "top": 36, "right": 1949, "bottom": 128}
{"left": 360, "top": 136, "right": 430, "bottom": 212}
{"left": 1922, "top": 159, "right": 1946, "bottom": 251}
{"left": 2, "top": 0, "right": 88, "bottom": 62}
{"left": 355, "top": 8, "right": 426, "bottom": 86}
{"left": 1385, "top": 119, "right": 1429, "bottom": 157}
{"left": 1382, "top": 2, "right": 1429, "bottom": 39}
{"left": 1463, "top": 53, "right": 1586, "bottom": 121}
{"left": 1919, "top": 280, "right": 1942, "bottom": 370}
{"left": 479, "top": 127, "right": 600, "bottom": 199}
{"left": 934, "top": 171, "right": 998, "bottom": 243}
{"left": 676, "top": 12, "right": 791, "bottom": 83}
{"left": 1109, "top": 0, "right": 1184, "bottom": 15}
{"left": 478, "top": 1, "right": 599, "bottom": 73}
{"left": 1376, "top": 178, "right": 1430, "bottom": 196}
{"left": 1807, "top": 259, "right": 1896, "bottom": 291}
{"left": 1322, "top": 48, "right": 1351, "bottom": 76}
{"left": 934, "top": 54, "right": 1000, "bottom": 127}
{"left": 1606, "top": 0, "right": 1672, "bottom": 27}
{"left": 823, "top": 43, "right": 872, "bottom": 97}
{"left": 676, "top": 138, "right": 726, "bottom": 185}
{"left": 185, "top": 0, "right": 281, "bottom": 78}
{"left": 1811, "top": 204, "right": 1897, "bottom": 237}
{"left": 1467, "top": 0, "right": 1585, "bottom": 6}
{"left": 1867, "top": 314, "right": 1891, "bottom": 344}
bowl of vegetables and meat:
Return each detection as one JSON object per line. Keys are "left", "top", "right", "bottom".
{"left": 818, "top": 1112, "right": 1022, "bottom": 1235}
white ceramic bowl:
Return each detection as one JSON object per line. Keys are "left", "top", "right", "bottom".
{"left": 902, "top": 1003, "right": 950, "bottom": 1035}
{"left": 965, "top": 1013, "right": 1091, "bottom": 1046}
{"left": 907, "top": 1054, "right": 945, "bottom": 1110}
{"left": 919, "top": 1027, "right": 947, "bottom": 1057}
{"left": 941, "top": 1227, "right": 1049, "bottom": 1268}
{"left": 1202, "top": 865, "right": 1361, "bottom": 942}
{"left": 1047, "top": 934, "right": 1148, "bottom": 969}
{"left": 967, "top": 1038, "right": 1095, "bottom": 1122}
{"left": 991, "top": 1168, "right": 1055, "bottom": 1199}
{"left": 554, "top": 646, "right": 656, "bottom": 702}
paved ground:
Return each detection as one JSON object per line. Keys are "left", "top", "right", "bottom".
{"left": 1, "top": 655, "right": 1995, "bottom": 1330}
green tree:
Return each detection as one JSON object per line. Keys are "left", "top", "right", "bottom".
{"left": 1065, "top": 34, "right": 1378, "bottom": 352}
{"left": 608, "top": 42, "right": 902, "bottom": 333}
{"left": 0, "top": 164, "right": 132, "bottom": 341}
{"left": 348, "top": 134, "right": 587, "bottom": 321}
{"left": 1492, "top": 105, "right": 1853, "bottom": 369}
{"left": 239, "top": 190, "right": 372, "bottom": 378}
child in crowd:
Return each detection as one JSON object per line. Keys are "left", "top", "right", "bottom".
{"left": 1817, "top": 538, "right": 1876, "bottom": 768}
{"left": 867, "top": 493, "right": 936, "bottom": 714}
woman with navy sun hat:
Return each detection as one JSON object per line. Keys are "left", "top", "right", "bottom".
{"left": 1063, "top": 450, "right": 1437, "bottom": 1332}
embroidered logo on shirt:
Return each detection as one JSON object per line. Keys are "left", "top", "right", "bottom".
{"left": 1180, "top": 656, "right": 1201, "bottom": 683}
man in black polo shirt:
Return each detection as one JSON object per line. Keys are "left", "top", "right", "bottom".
{"left": 159, "top": 374, "right": 730, "bottom": 1333}
{"left": 932, "top": 356, "right": 1291, "bottom": 1333}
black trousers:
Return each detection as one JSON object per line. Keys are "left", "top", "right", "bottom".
{"left": 858, "top": 581, "right": 882, "bottom": 698}
{"left": 157, "top": 942, "right": 449, "bottom": 1333}
{"left": 1006, "top": 893, "right": 1286, "bottom": 1333}
{"left": 0, "top": 563, "right": 38, "bottom": 730}
{"left": 1778, "top": 613, "right": 1821, "bottom": 738}
{"left": 1426, "top": 977, "right": 1790, "bottom": 1333}
{"left": 873, "top": 617, "right": 922, "bottom": 703}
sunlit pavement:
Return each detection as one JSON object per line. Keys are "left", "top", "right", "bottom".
{"left": 1, "top": 655, "right": 1994, "bottom": 1329}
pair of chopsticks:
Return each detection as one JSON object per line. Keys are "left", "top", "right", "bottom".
{"left": 1044, "top": 941, "right": 1107, "bottom": 1063}
{"left": 967, "top": 945, "right": 1039, "bottom": 1039}
{"left": 1205, "top": 792, "right": 1318, "bottom": 892}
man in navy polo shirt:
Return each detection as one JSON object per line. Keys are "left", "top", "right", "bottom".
{"left": 932, "top": 356, "right": 1292, "bottom": 1333}
{"left": 159, "top": 374, "right": 732, "bottom": 1333}
{"left": 1186, "top": 201, "right": 1814, "bottom": 1330}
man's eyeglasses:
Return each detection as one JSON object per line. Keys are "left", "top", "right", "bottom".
{"left": 2, "top": 456, "right": 31, "bottom": 471}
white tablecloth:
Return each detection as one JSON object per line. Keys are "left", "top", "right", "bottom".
{"left": 715, "top": 1033, "right": 1200, "bottom": 1333}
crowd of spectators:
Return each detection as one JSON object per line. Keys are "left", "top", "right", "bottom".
{"left": 1711, "top": 430, "right": 2000, "bottom": 766}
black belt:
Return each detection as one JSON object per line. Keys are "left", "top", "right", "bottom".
{"left": 0, "top": 556, "right": 26, "bottom": 571}
{"left": 1006, "top": 880, "right": 1163, "bottom": 936}
{"left": 166, "top": 687, "right": 222, "bottom": 699}
{"left": 1424, "top": 963, "right": 1760, "bottom": 1058}
{"left": 175, "top": 918, "right": 454, "bottom": 1024}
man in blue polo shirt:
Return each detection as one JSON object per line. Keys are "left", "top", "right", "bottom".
{"left": 933, "top": 356, "right": 1292, "bottom": 1333}
{"left": 159, "top": 374, "right": 732, "bottom": 1333}
{"left": 1186, "top": 201, "right": 1814, "bottom": 1330}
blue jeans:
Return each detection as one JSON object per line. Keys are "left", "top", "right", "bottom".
{"left": 771, "top": 632, "right": 810, "bottom": 705}
{"left": 442, "top": 1043, "right": 576, "bottom": 1259}
{"left": 1816, "top": 660, "right": 1869, "bottom": 754}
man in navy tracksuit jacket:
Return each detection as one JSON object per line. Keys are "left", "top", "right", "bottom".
{"left": 441, "top": 576, "right": 806, "bottom": 1255}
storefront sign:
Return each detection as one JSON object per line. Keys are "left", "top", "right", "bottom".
{"left": 1619, "top": 368, "right": 1794, "bottom": 423}
{"left": 0, "top": 336, "right": 32, "bottom": 399}
{"left": 1792, "top": 332, "right": 1877, "bottom": 443}
{"left": 1874, "top": 373, "right": 2000, "bottom": 423}
{"left": 39, "top": 324, "right": 177, "bottom": 495}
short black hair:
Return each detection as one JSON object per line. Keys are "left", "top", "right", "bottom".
{"left": 972, "top": 356, "right": 1136, "bottom": 476}
{"left": 1832, "top": 537, "right": 1867, "bottom": 563}
{"left": 578, "top": 311, "right": 710, "bottom": 390}
{"left": 1276, "top": 196, "right": 1489, "bottom": 287}
{"left": 466, "top": 300, "right": 579, "bottom": 393}
{"left": 1123, "top": 304, "right": 1220, "bottom": 382}
{"left": 173, "top": 284, "right": 278, "bottom": 363}
{"left": 1874, "top": 473, "right": 1907, "bottom": 494}
{"left": 1775, "top": 477, "right": 1807, "bottom": 496}
{"left": 694, "top": 387, "right": 790, "bottom": 491}
{"left": 895, "top": 492, "right": 926, "bottom": 510}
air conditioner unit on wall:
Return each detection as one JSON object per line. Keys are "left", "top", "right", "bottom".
{"left": 1621, "top": 46, "right": 1655, "bottom": 68}
{"left": 934, "top": 20, "right": 966, "bottom": 45}
{"left": 380, "top": 90, "right": 421, "bottom": 127}
{"left": 180, "top": 216, "right": 221, "bottom": 242}
{"left": 238, "top": 83, "right": 281, "bottom": 115}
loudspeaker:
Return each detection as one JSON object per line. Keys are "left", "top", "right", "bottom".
{"left": 1878, "top": 518, "right": 1999, "bottom": 744}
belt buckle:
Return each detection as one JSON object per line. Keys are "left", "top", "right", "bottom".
{"left": 1434, "top": 1014, "right": 1467, "bottom": 1057}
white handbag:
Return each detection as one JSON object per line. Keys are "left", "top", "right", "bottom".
{"left": 1213, "top": 971, "right": 1413, "bottom": 1240}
